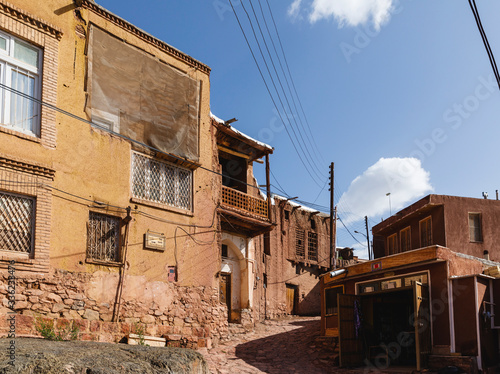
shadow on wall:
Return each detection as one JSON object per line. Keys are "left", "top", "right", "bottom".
{"left": 298, "top": 281, "right": 321, "bottom": 316}
{"left": 234, "top": 319, "right": 337, "bottom": 373}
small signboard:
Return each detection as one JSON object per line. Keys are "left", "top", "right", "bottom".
{"left": 168, "top": 266, "right": 176, "bottom": 282}
{"left": 371, "top": 261, "right": 382, "bottom": 271}
{"left": 144, "top": 231, "right": 166, "bottom": 251}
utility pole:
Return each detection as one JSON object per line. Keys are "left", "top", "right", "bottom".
{"left": 364, "top": 215, "right": 371, "bottom": 261}
{"left": 329, "top": 162, "right": 335, "bottom": 270}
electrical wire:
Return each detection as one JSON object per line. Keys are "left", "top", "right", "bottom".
{"left": 263, "top": 0, "right": 326, "bottom": 165}
{"left": 338, "top": 216, "right": 366, "bottom": 247}
{"left": 467, "top": 0, "right": 500, "bottom": 90}
{"left": 229, "top": 0, "right": 324, "bottom": 188}
{"left": 246, "top": 0, "right": 324, "bottom": 180}
{"left": 0, "top": 83, "right": 271, "bottom": 194}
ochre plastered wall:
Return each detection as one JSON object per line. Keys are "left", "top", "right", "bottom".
{"left": 0, "top": 0, "right": 226, "bottom": 342}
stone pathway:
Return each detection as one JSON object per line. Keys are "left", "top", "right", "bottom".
{"left": 201, "top": 316, "right": 339, "bottom": 374}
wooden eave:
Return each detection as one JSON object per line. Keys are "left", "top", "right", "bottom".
{"left": 322, "top": 246, "right": 445, "bottom": 285}
{"left": 373, "top": 202, "right": 443, "bottom": 235}
{"left": 218, "top": 207, "right": 274, "bottom": 238}
{"left": 81, "top": 0, "right": 210, "bottom": 75}
{"left": 215, "top": 121, "right": 273, "bottom": 162}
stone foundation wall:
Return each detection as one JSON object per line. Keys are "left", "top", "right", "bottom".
{"left": 0, "top": 269, "right": 229, "bottom": 347}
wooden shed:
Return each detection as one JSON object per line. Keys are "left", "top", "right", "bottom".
{"left": 320, "top": 246, "right": 500, "bottom": 372}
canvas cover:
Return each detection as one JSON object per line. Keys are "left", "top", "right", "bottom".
{"left": 86, "top": 26, "right": 200, "bottom": 161}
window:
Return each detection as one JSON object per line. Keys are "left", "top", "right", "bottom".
{"left": 400, "top": 226, "right": 411, "bottom": 253}
{"left": 0, "top": 32, "right": 42, "bottom": 136}
{"left": 325, "top": 286, "right": 343, "bottom": 315}
{"left": 420, "top": 216, "right": 432, "bottom": 247}
{"left": 87, "top": 212, "right": 120, "bottom": 263}
{"left": 387, "top": 233, "right": 398, "bottom": 255}
{"left": 310, "top": 219, "right": 316, "bottom": 230}
{"left": 469, "top": 213, "right": 482, "bottom": 242}
{"left": 131, "top": 152, "right": 193, "bottom": 211}
{"left": 221, "top": 244, "right": 228, "bottom": 258}
{"left": 307, "top": 232, "right": 318, "bottom": 262}
{"left": 0, "top": 191, "right": 35, "bottom": 254}
{"left": 296, "top": 229, "right": 305, "bottom": 259}
{"left": 284, "top": 210, "right": 289, "bottom": 220}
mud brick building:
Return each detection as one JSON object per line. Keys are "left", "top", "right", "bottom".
{"left": 0, "top": 0, "right": 335, "bottom": 346}
{"left": 320, "top": 194, "right": 500, "bottom": 372}
{"left": 0, "top": 0, "right": 276, "bottom": 347}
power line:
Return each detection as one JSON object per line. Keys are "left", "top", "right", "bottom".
{"left": 338, "top": 216, "right": 366, "bottom": 247}
{"left": 233, "top": 0, "right": 325, "bottom": 185}
{"left": 467, "top": 0, "right": 500, "bottom": 89}
{"left": 0, "top": 83, "right": 270, "bottom": 194}
{"left": 252, "top": 0, "right": 325, "bottom": 175}
{"left": 264, "top": 0, "right": 326, "bottom": 165}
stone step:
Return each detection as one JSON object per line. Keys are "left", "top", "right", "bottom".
{"left": 228, "top": 323, "right": 246, "bottom": 335}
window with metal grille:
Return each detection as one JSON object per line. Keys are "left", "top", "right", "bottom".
{"left": 0, "top": 31, "right": 42, "bottom": 136}
{"left": 296, "top": 229, "right": 305, "bottom": 259}
{"left": 131, "top": 152, "right": 192, "bottom": 211}
{"left": 400, "top": 226, "right": 411, "bottom": 252}
{"left": 420, "top": 216, "right": 432, "bottom": 247}
{"left": 87, "top": 212, "right": 120, "bottom": 263}
{"left": 0, "top": 192, "right": 35, "bottom": 254}
{"left": 307, "top": 232, "right": 318, "bottom": 262}
{"left": 468, "top": 213, "right": 482, "bottom": 242}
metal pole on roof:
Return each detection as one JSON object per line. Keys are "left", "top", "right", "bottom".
{"left": 329, "top": 162, "right": 335, "bottom": 270}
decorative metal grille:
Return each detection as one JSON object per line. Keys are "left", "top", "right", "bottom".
{"left": 87, "top": 212, "right": 120, "bottom": 262}
{"left": 0, "top": 192, "right": 34, "bottom": 253}
{"left": 295, "top": 229, "right": 305, "bottom": 259}
{"left": 131, "top": 152, "right": 192, "bottom": 210}
{"left": 307, "top": 232, "right": 318, "bottom": 262}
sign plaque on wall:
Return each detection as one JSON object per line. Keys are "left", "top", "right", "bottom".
{"left": 144, "top": 231, "right": 166, "bottom": 251}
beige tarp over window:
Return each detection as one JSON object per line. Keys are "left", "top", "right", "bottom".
{"left": 86, "top": 26, "right": 200, "bottom": 162}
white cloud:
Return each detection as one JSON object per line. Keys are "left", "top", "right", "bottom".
{"left": 292, "top": 0, "right": 395, "bottom": 30}
{"left": 288, "top": 0, "right": 303, "bottom": 20}
{"left": 338, "top": 157, "right": 433, "bottom": 224}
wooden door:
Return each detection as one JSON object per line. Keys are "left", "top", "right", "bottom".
{"left": 286, "top": 284, "right": 297, "bottom": 314}
{"left": 413, "top": 281, "right": 431, "bottom": 370}
{"left": 338, "top": 294, "right": 364, "bottom": 367}
{"left": 220, "top": 273, "right": 231, "bottom": 321}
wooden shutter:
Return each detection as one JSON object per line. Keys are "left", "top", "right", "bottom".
{"left": 414, "top": 281, "right": 431, "bottom": 370}
{"left": 338, "top": 294, "right": 364, "bottom": 367}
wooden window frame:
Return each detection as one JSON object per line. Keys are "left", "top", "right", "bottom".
{"left": 324, "top": 285, "right": 344, "bottom": 316}
{"left": 419, "top": 216, "right": 432, "bottom": 248}
{"left": 400, "top": 226, "right": 411, "bottom": 253}
{"left": 387, "top": 233, "right": 398, "bottom": 255}
{"left": 468, "top": 212, "right": 483, "bottom": 243}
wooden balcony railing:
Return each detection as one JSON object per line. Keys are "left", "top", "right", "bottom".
{"left": 221, "top": 186, "right": 268, "bottom": 219}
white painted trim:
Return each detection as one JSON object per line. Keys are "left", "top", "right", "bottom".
{"left": 448, "top": 278, "right": 455, "bottom": 353}
{"left": 474, "top": 276, "right": 482, "bottom": 371}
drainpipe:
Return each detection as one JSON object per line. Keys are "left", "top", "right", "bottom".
{"left": 112, "top": 206, "right": 132, "bottom": 322}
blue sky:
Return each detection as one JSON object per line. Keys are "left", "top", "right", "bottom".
{"left": 97, "top": 0, "right": 500, "bottom": 258}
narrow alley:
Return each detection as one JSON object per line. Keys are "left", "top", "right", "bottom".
{"left": 201, "top": 317, "right": 338, "bottom": 374}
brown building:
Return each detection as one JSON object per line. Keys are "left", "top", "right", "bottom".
{"left": 0, "top": 0, "right": 275, "bottom": 347}
{"left": 264, "top": 196, "right": 332, "bottom": 318}
{"left": 320, "top": 194, "right": 500, "bottom": 372}
{"left": 372, "top": 194, "right": 500, "bottom": 261}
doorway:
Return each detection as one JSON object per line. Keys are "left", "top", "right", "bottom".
{"left": 286, "top": 284, "right": 298, "bottom": 315}
{"left": 338, "top": 282, "right": 431, "bottom": 370}
{"left": 363, "top": 289, "right": 416, "bottom": 366}
{"left": 220, "top": 273, "right": 232, "bottom": 322}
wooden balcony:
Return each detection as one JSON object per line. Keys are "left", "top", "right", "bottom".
{"left": 221, "top": 186, "right": 268, "bottom": 220}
